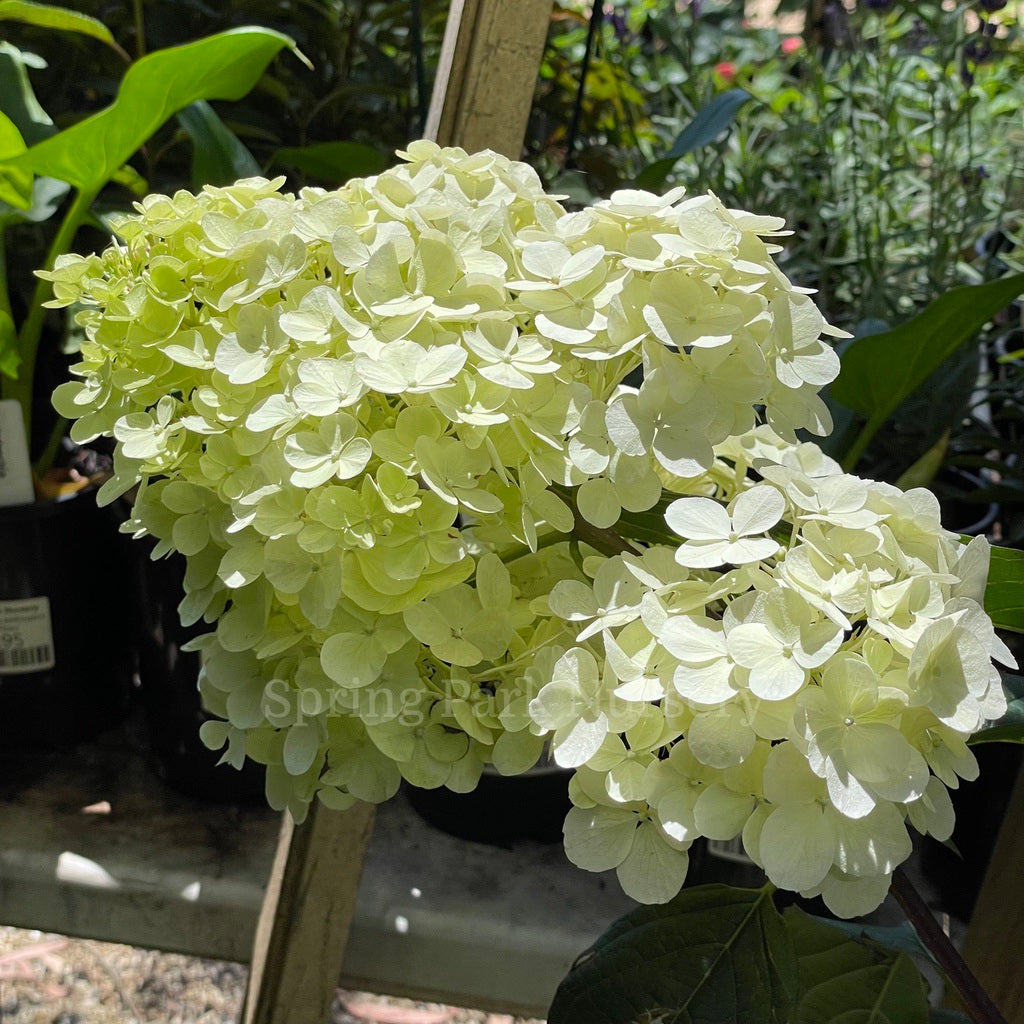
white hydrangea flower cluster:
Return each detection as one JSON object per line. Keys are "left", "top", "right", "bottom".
{"left": 539, "top": 430, "right": 1011, "bottom": 916}
{"left": 46, "top": 142, "right": 1010, "bottom": 918}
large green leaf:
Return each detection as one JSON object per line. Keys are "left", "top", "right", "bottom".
{"left": 831, "top": 274, "right": 1024, "bottom": 427}
{"left": 637, "top": 89, "right": 753, "bottom": 192}
{"left": 270, "top": 141, "right": 388, "bottom": 183}
{"left": 548, "top": 884, "right": 799, "bottom": 1024}
{"left": 177, "top": 100, "right": 261, "bottom": 188}
{"left": 786, "top": 907, "right": 930, "bottom": 1024}
{"left": 984, "top": 545, "right": 1024, "bottom": 633}
{"left": 0, "top": 1, "right": 125, "bottom": 56}
{"left": 7, "top": 27, "right": 294, "bottom": 192}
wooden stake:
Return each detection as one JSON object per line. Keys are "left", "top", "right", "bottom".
{"left": 242, "top": 801, "right": 376, "bottom": 1024}
{"left": 243, "top": 8, "right": 551, "bottom": 1020}
{"left": 424, "top": 0, "right": 553, "bottom": 160}
{"left": 960, "top": 763, "right": 1024, "bottom": 1021}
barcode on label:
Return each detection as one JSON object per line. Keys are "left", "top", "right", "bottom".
{"left": 0, "top": 596, "right": 57, "bottom": 673}
{"left": 707, "top": 836, "right": 756, "bottom": 865}
{"left": 0, "top": 644, "right": 53, "bottom": 668}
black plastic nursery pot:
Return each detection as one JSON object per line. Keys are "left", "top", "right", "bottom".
{"left": 0, "top": 489, "right": 134, "bottom": 755}
{"left": 132, "top": 544, "right": 265, "bottom": 803}
{"left": 406, "top": 765, "right": 573, "bottom": 846}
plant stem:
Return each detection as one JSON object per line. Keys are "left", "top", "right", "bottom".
{"left": 131, "top": 0, "right": 146, "bottom": 59}
{"left": 7, "top": 185, "right": 99, "bottom": 445}
{"left": 552, "top": 486, "right": 640, "bottom": 558}
{"left": 890, "top": 867, "right": 1007, "bottom": 1024}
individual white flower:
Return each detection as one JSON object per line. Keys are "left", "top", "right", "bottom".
{"left": 562, "top": 793, "right": 691, "bottom": 905}
{"left": 726, "top": 586, "right": 843, "bottom": 701}
{"left": 529, "top": 648, "right": 639, "bottom": 768}
{"left": 797, "top": 653, "right": 929, "bottom": 817}
{"left": 666, "top": 485, "right": 785, "bottom": 568}
{"left": 642, "top": 270, "right": 748, "bottom": 350}
{"left": 283, "top": 413, "right": 372, "bottom": 488}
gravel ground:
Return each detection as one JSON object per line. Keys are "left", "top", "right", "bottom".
{"left": 0, "top": 927, "right": 543, "bottom": 1024}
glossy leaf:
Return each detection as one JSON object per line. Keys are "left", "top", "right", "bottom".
{"left": 271, "top": 141, "right": 388, "bottom": 183}
{"left": 637, "top": 90, "right": 753, "bottom": 191}
{"left": 0, "top": 110, "right": 31, "bottom": 208}
{"left": 831, "top": 274, "right": 1024, "bottom": 424}
{"left": 177, "top": 100, "right": 261, "bottom": 188}
{"left": 786, "top": 906, "right": 930, "bottom": 1024}
{"left": 0, "top": 1, "right": 125, "bottom": 56}
{"left": 984, "top": 545, "right": 1024, "bottom": 633}
{"left": 7, "top": 27, "right": 295, "bottom": 191}
{"left": 548, "top": 884, "right": 799, "bottom": 1024}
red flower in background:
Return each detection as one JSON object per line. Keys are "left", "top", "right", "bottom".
{"left": 715, "top": 61, "right": 736, "bottom": 79}
{"left": 781, "top": 36, "right": 803, "bottom": 54}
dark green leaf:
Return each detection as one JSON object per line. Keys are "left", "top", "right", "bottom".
{"left": 636, "top": 90, "right": 753, "bottom": 191}
{"left": 802, "top": 916, "right": 935, "bottom": 964}
{"left": 831, "top": 274, "right": 1024, "bottom": 429}
{"left": 984, "top": 545, "right": 1024, "bottom": 633}
{"left": 270, "top": 141, "right": 388, "bottom": 183}
{"left": 0, "top": 1, "right": 126, "bottom": 57}
{"left": 177, "top": 100, "right": 261, "bottom": 188}
{"left": 548, "top": 884, "right": 799, "bottom": 1024}
{"left": 929, "top": 1011, "right": 971, "bottom": 1023}
{"left": 786, "top": 906, "right": 930, "bottom": 1024}
{"left": 7, "top": 27, "right": 295, "bottom": 192}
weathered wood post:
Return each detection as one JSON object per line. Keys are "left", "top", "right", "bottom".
{"left": 241, "top": 3, "right": 552, "bottom": 1020}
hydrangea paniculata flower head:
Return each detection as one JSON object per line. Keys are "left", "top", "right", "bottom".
{"left": 45, "top": 143, "right": 1009, "bottom": 917}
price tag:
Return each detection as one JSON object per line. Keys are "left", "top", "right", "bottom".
{"left": 0, "top": 597, "right": 56, "bottom": 674}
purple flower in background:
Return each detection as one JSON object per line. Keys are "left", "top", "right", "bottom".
{"left": 978, "top": 0, "right": 1007, "bottom": 12}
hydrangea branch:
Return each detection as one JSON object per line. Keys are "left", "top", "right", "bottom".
{"left": 890, "top": 868, "right": 1007, "bottom": 1024}
{"left": 552, "top": 485, "right": 641, "bottom": 557}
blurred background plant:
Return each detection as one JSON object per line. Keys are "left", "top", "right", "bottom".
{"left": 0, "top": 0, "right": 450, "bottom": 468}
{"left": 533, "top": 0, "right": 1023, "bottom": 331}
{"left": 2, "top": 0, "right": 1022, "bottom": 504}
{"left": 531, "top": 0, "right": 1024, "bottom": 528}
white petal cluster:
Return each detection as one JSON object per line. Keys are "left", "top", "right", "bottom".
{"left": 45, "top": 145, "right": 1009, "bottom": 917}
{"left": 538, "top": 434, "right": 1011, "bottom": 914}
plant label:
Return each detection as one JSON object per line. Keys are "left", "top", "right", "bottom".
{"left": 0, "top": 597, "right": 56, "bottom": 674}
{"left": 0, "top": 400, "right": 34, "bottom": 507}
